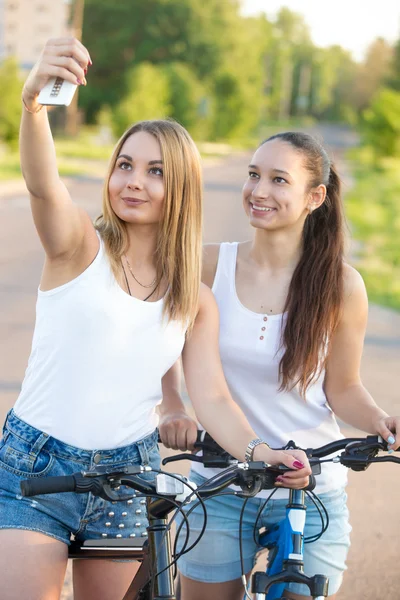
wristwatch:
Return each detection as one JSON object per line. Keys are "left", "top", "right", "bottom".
{"left": 244, "top": 438, "right": 270, "bottom": 462}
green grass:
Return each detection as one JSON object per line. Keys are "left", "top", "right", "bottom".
{"left": 345, "top": 149, "right": 400, "bottom": 311}
{"left": 0, "top": 153, "right": 22, "bottom": 180}
{"left": 0, "top": 128, "right": 112, "bottom": 182}
{"left": 54, "top": 129, "right": 114, "bottom": 161}
{"left": 0, "top": 152, "right": 107, "bottom": 181}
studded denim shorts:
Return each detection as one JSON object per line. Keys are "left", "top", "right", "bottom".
{"left": 0, "top": 410, "right": 160, "bottom": 545}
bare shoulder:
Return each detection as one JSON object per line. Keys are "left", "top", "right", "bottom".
{"left": 343, "top": 263, "right": 367, "bottom": 299}
{"left": 202, "top": 243, "right": 221, "bottom": 287}
{"left": 341, "top": 263, "right": 368, "bottom": 320}
{"left": 195, "top": 282, "right": 219, "bottom": 323}
{"left": 199, "top": 281, "right": 218, "bottom": 308}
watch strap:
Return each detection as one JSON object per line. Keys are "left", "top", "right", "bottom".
{"left": 244, "top": 438, "right": 270, "bottom": 462}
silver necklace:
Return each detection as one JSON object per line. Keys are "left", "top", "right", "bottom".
{"left": 121, "top": 260, "right": 158, "bottom": 301}
{"left": 124, "top": 255, "right": 157, "bottom": 289}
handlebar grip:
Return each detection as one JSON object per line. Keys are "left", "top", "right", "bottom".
{"left": 304, "top": 474, "right": 316, "bottom": 492}
{"left": 21, "top": 475, "right": 76, "bottom": 497}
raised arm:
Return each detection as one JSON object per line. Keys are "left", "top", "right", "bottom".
{"left": 21, "top": 38, "right": 97, "bottom": 262}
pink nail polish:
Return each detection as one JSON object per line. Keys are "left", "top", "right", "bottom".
{"left": 293, "top": 460, "right": 305, "bottom": 469}
{"left": 76, "top": 78, "right": 82, "bottom": 85}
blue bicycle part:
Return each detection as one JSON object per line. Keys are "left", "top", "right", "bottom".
{"left": 251, "top": 489, "right": 329, "bottom": 599}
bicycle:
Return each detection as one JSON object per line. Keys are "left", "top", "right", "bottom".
{"left": 20, "top": 433, "right": 400, "bottom": 600}
{"left": 168, "top": 432, "right": 400, "bottom": 599}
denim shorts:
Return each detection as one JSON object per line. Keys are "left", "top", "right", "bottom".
{"left": 0, "top": 410, "right": 160, "bottom": 545}
{"left": 176, "top": 471, "right": 352, "bottom": 596}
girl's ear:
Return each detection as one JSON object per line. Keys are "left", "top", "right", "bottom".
{"left": 307, "top": 184, "right": 326, "bottom": 212}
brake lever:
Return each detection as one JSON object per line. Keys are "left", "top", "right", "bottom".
{"left": 338, "top": 439, "right": 389, "bottom": 471}
{"left": 339, "top": 453, "right": 374, "bottom": 471}
{"left": 162, "top": 453, "right": 204, "bottom": 466}
{"left": 363, "top": 456, "right": 400, "bottom": 465}
{"left": 99, "top": 483, "right": 134, "bottom": 502}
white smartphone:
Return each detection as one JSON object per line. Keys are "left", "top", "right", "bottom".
{"left": 37, "top": 77, "right": 78, "bottom": 106}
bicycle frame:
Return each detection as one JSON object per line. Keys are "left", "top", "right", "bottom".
{"left": 252, "top": 489, "right": 329, "bottom": 600}
{"left": 68, "top": 494, "right": 178, "bottom": 600}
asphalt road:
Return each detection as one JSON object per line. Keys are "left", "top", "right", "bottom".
{"left": 1, "top": 131, "right": 399, "bottom": 598}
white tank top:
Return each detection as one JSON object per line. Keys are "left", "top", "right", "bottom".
{"left": 193, "top": 243, "right": 347, "bottom": 497}
{"left": 14, "top": 234, "right": 186, "bottom": 449}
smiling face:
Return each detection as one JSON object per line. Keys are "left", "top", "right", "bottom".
{"left": 108, "top": 130, "right": 165, "bottom": 226}
{"left": 242, "top": 139, "right": 322, "bottom": 232}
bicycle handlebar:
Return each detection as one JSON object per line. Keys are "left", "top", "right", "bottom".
{"left": 305, "top": 435, "right": 388, "bottom": 457}
{"left": 21, "top": 432, "right": 400, "bottom": 501}
{"left": 160, "top": 432, "right": 400, "bottom": 471}
{"left": 20, "top": 462, "right": 260, "bottom": 501}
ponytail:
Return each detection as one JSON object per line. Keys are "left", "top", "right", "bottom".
{"left": 263, "top": 133, "right": 346, "bottom": 396}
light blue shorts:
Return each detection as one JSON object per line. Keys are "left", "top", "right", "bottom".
{"left": 0, "top": 410, "right": 160, "bottom": 544}
{"left": 176, "top": 471, "right": 352, "bottom": 596}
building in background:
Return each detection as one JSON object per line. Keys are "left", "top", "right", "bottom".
{"left": 0, "top": 0, "right": 72, "bottom": 70}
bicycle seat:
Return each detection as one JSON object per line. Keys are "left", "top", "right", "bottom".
{"left": 68, "top": 537, "right": 145, "bottom": 560}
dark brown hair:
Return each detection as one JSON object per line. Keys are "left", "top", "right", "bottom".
{"left": 262, "top": 132, "right": 345, "bottom": 396}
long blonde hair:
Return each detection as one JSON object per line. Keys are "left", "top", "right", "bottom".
{"left": 95, "top": 119, "right": 203, "bottom": 332}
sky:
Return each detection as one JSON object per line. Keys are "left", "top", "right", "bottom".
{"left": 241, "top": 0, "right": 400, "bottom": 61}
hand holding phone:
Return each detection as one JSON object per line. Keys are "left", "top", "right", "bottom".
{"left": 22, "top": 38, "right": 91, "bottom": 110}
{"left": 37, "top": 77, "right": 78, "bottom": 106}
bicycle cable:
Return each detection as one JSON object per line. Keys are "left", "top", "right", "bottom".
{"left": 252, "top": 488, "right": 278, "bottom": 546}
{"left": 149, "top": 494, "right": 187, "bottom": 600}
{"left": 117, "top": 488, "right": 188, "bottom": 600}
{"left": 129, "top": 469, "right": 201, "bottom": 596}
{"left": 239, "top": 496, "right": 253, "bottom": 600}
{"left": 172, "top": 465, "right": 240, "bottom": 561}
{"left": 143, "top": 466, "right": 240, "bottom": 590}
{"left": 172, "top": 490, "right": 238, "bottom": 578}
{"left": 145, "top": 469, "right": 203, "bottom": 589}
{"left": 304, "top": 490, "right": 329, "bottom": 543}
{"left": 127, "top": 468, "right": 328, "bottom": 596}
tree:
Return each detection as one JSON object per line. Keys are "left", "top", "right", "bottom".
{"left": 81, "top": 0, "right": 242, "bottom": 120}
{"left": 362, "top": 87, "right": 400, "bottom": 158}
{"left": 352, "top": 38, "right": 394, "bottom": 112}
{"left": 164, "top": 62, "right": 207, "bottom": 138}
{"left": 112, "top": 63, "right": 171, "bottom": 136}
{"left": 263, "top": 8, "right": 312, "bottom": 120}
{"left": 388, "top": 36, "right": 400, "bottom": 91}
{"left": 309, "top": 46, "right": 357, "bottom": 122}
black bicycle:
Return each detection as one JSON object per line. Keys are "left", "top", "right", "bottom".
{"left": 20, "top": 433, "right": 400, "bottom": 600}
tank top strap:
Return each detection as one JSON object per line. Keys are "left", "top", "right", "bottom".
{"left": 212, "top": 242, "right": 238, "bottom": 295}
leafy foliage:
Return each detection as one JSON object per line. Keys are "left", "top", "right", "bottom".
{"left": 164, "top": 62, "right": 208, "bottom": 138}
{"left": 0, "top": 59, "right": 23, "bottom": 146}
{"left": 346, "top": 154, "right": 400, "bottom": 309}
{"left": 362, "top": 88, "right": 400, "bottom": 158}
{"left": 112, "top": 63, "right": 171, "bottom": 136}
{"left": 2, "top": 0, "right": 400, "bottom": 149}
